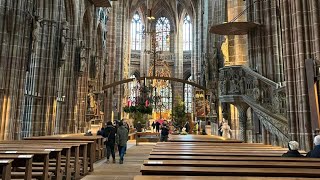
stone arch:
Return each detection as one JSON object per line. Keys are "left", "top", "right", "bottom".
{"left": 131, "top": 70, "right": 140, "bottom": 78}
{"left": 153, "top": 1, "right": 176, "bottom": 32}
{"left": 130, "top": 4, "right": 146, "bottom": 26}
{"left": 183, "top": 69, "right": 191, "bottom": 80}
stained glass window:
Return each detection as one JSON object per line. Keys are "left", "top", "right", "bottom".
{"left": 153, "top": 84, "right": 172, "bottom": 112}
{"left": 184, "top": 76, "right": 193, "bottom": 113}
{"left": 183, "top": 15, "right": 192, "bottom": 51}
{"left": 156, "top": 17, "right": 171, "bottom": 51}
{"left": 131, "top": 12, "right": 142, "bottom": 50}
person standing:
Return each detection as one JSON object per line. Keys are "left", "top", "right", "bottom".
{"left": 136, "top": 121, "right": 142, "bottom": 132}
{"left": 152, "top": 121, "right": 156, "bottom": 132}
{"left": 184, "top": 121, "right": 190, "bottom": 134}
{"left": 160, "top": 121, "right": 170, "bottom": 142}
{"left": 116, "top": 121, "right": 129, "bottom": 164}
{"left": 104, "top": 121, "right": 116, "bottom": 163}
{"left": 155, "top": 121, "right": 160, "bottom": 133}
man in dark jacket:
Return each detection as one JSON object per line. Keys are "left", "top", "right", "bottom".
{"left": 160, "top": 121, "right": 170, "bottom": 142}
{"left": 282, "top": 141, "right": 304, "bottom": 157}
{"left": 155, "top": 121, "right": 160, "bottom": 133}
{"left": 116, "top": 121, "right": 129, "bottom": 164}
{"left": 306, "top": 135, "right": 320, "bottom": 158}
{"left": 104, "top": 121, "right": 116, "bottom": 163}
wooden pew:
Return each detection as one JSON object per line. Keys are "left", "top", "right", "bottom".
{"left": 148, "top": 155, "right": 320, "bottom": 162}
{"left": 134, "top": 175, "right": 320, "bottom": 180}
{"left": 0, "top": 154, "right": 33, "bottom": 180}
{"left": 149, "top": 151, "right": 287, "bottom": 157}
{"left": 24, "top": 135, "right": 101, "bottom": 172}
{"left": 143, "top": 160, "right": 320, "bottom": 169}
{"left": 140, "top": 165, "right": 320, "bottom": 177}
{"left": 0, "top": 143, "right": 72, "bottom": 180}
{"left": 0, "top": 147, "right": 62, "bottom": 180}
{"left": 0, "top": 159, "right": 13, "bottom": 180}
{"left": 136, "top": 132, "right": 160, "bottom": 146}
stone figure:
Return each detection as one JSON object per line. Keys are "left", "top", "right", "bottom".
{"left": 253, "top": 78, "right": 261, "bottom": 102}
{"left": 222, "top": 122, "right": 232, "bottom": 139}
{"left": 239, "top": 77, "right": 246, "bottom": 94}
{"left": 80, "top": 46, "right": 86, "bottom": 72}
{"left": 60, "top": 20, "right": 69, "bottom": 61}
{"left": 32, "top": 16, "right": 42, "bottom": 53}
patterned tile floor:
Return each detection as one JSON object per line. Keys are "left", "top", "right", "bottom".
{"left": 81, "top": 141, "right": 155, "bottom": 180}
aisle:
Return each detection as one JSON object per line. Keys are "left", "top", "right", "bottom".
{"left": 82, "top": 141, "right": 154, "bottom": 180}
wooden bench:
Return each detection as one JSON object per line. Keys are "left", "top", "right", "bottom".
{"left": 148, "top": 155, "right": 320, "bottom": 162}
{"left": 136, "top": 132, "right": 160, "bottom": 146}
{"left": 134, "top": 175, "right": 320, "bottom": 180}
{"left": 140, "top": 165, "right": 320, "bottom": 177}
{"left": 143, "top": 160, "right": 320, "bottom": 169}
{"left": 0, "top": 159, "right": 13, "bottom": 180}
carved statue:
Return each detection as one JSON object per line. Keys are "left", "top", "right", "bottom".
{"left": 32, "top": 16, "right": 42, "bottom": 53}
{"left": 60, "top": 20, "right": 69, "bottom": 61}
{"left": 80, "top": 46, "right": 86, "bottom": 72}
{"left": 239, "top": 77, "right": 246, "bottom": 94}
{"left": 253, "top": 78, "right": 261, "bottom": 102}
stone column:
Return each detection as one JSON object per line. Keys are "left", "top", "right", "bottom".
{"left": 261, "top": 124, "right": 267, "bottom": 145}
{"left": 235, "top": 103, "right": 249, "bottom": 142}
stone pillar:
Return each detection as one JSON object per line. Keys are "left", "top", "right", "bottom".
{"left": 235, "top": 103, "right": 249, "bottom": 142}
{"left": 261, "top": 124, "right": 268, "bottom": 145}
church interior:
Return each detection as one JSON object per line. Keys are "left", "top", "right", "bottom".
{"left": 0, "top": 0, "right": 320, "bottom": 179}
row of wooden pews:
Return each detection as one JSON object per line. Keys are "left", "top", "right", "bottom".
{"left": 0, "top": 134, "right": 104, "bottom": 180}
{"left": 136, "top": 135, "right": 320, "bottom": 180}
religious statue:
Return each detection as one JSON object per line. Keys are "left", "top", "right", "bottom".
{"left": 253, "top": 78, "right": 261, "bottom": 102}
{"left": 239, "top": 77, "right": 246, "bottom": 94}
{"left": 222, "top": 122, "right": 232, "bottom": 139}
{"left": 80, "top": 45, "right": 86, "bottom": 72}
{"left": 87, "top": 92, "right": 96, "bottom": 114}
{"left": 60, "top": 20, "right": 69, "bottom": 61}
{"left": 32, "top": 16, "right": 42, "bottom": 53}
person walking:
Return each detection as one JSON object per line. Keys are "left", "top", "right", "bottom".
{"left": 116, "top": 121, "right": 129, "bottom": 164}
{"left": 104, "top": 121, "right": 116, "bottom": 163}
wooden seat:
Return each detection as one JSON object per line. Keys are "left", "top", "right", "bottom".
{"left": 140, "top": 165, "right": 320, "bottom": 177}
{"left": 0, "top": 159, "right": 13, "bottom": 180}
{"left": 134, "top": 175, "right": 320, "bottom": 180}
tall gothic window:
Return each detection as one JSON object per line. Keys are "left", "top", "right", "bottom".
{"left": 131, "top": 12, "right": 142, "bottom": 50}
{"left": 156, "top": 17, "right": 170, "bottom": 51}
{"left": 184, "top": 76, "right": 193, "bottom": 113}
{"left": 183, "top": 15, "right": 192, "bottom": 51}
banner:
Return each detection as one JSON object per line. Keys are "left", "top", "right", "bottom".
{"left": 195, "top": 90, "right": 205, "bottom": 117}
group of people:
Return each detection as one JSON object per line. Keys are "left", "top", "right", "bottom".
{"left": 97, "top": 120, "right": 129, "bottom": 164}
{"left": 151, "top": 121, "right": 161, "bottom": 132}
{"left": 282, "top": 135, "right": 320, "bottom": 158}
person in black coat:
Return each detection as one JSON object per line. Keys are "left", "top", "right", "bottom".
{"left": 306, "top": 135, "right": 320, "bottom": 158}
{"left": 136, "top": 121, "right": 142, "bottom": 132}
{"left": 155, "top": 121, "right": 160, "bottom": 133}
{"left": 282, "top": 141, "right": 304, "bottom": 157}
{"left": 152, "top": 121, "right": 156, "bottom": 132}
{"left": 184, "top": 121, "right": 190, "bottom": 133}
{"left": 104, "top": 121, "right": 117, "bottom": 163}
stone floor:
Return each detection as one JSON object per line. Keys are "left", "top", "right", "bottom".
{"left": 81, "top": 141, "right": 155, "bottom": 180}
